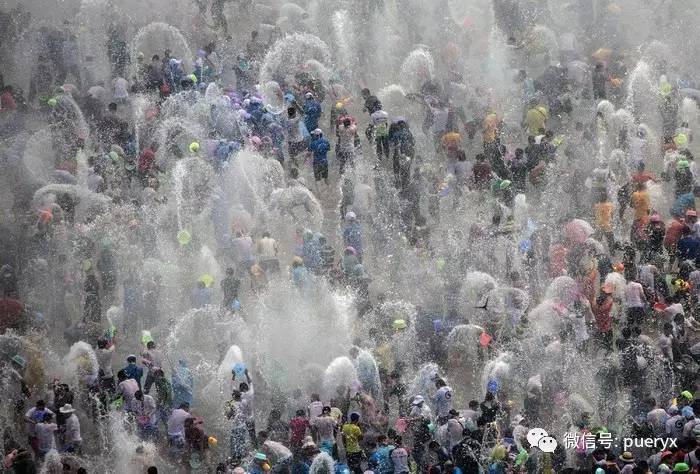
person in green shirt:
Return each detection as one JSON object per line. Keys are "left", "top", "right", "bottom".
{"left": 342, "top": 412, "right": 364, "bottom": 474}
{"left": 152, "top": 369, "right": 173, "bottom": 428}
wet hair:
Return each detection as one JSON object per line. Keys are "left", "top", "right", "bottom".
{"left": 322, "top": 405, "right": 331, "bottom": 414}
{"left": 251, "top": 30, "right": 259, "bottom": 39}
{"left": 146, "top": 341, "right": 156, "bottom": 349}
{"left": 135, "top": 390, "right": 143, "bottom": 400}
{"left": 117, "top": 369, "right": 127, "bottom": 381}
{"left": 343, "top": 118, "right": 351, "bottom": 127}
{"left": 262, "top": 231, "right": 271, "bottom": 238}
{"left": 258, "top": 430, "right": 269, "bottom": 440}
{"left": 469, "top": 400, "right": 479, "bottom": 409}
{"left": 147, "top": 467, "right": 158, "bottom": 474}
{"left": 296, "top": 409, "right": 305, "bottom": 416}
{"left": 394, "top": 435, "right": 402, "bottom": 445}
{"left": 36, "top": 400, "right": 45, "bottom": 408}
{"left": 361, "top": 88, "right": 371, "bottom": 97}
{"left": 108, "top": 102, "right": 117, "bottom": 112}
{"left": 127, "top": 355, "right": 137, "bottom": 363}
{"left": 43, "top": 412, "right": 53, "bottom": 422}
{"left": 239, "top": 382, "right": 249, "bottom": 391}
{"left": 435, "top": 378, "right": 446, "bottom": 388}
{"left": 179, "top": 402, "right": 190, "bottom": 410}
{"left": 350, "top": 412, "right": 360, "bottom": 422}
{"left": 152, "top": 55, "right": 160, "bottom": 61}
{"left": 288, "top": 107, "right": 296, "bottom": 118}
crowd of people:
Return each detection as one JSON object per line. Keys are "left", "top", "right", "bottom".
{"left": 1, "top": 1, "right": 700, "bottom": 474}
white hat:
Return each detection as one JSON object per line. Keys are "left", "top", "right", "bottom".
{"left": 345, "top": 211, "right": 356, "bottom": 220}
{"left": 412, "top": 395, "right": 425, "bottom": 406}
{"left": 305, "top": 92, "right": 314, "bottom": 99}
{"left": 311, "top": 128, "right": 322, "bottom": 135}
{"left": 60, "top": 403, "right": 76, "bottom": 414}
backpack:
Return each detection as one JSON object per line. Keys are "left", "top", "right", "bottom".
{"left": 376, "top": 121, "right": 389, "bottom": 138}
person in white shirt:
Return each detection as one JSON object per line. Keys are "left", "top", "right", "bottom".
{"left": 117, "top": 369, "right": 139, "bottom": 412}
{"left": 259, "top": 430, "right": 293, "bottom": 469}
{"left": 112, "top": 77, "right": 129, "bottom": 102}
{"left": 35, "top": 412, "right": 58, "bottom": 459}
{"left": 167, "top": 403, "right": 193, "bottom": 444}
{"left": 308, "top": 394, "right": 324, "bottom": 419}
{"left": 60, "top": 404, "right": 82, "bottom": 453}
{"left": 134, "top": 390, "right": 158, "bottom": 437}
{"left": 433, "top": 379, "right": 454, "bottom": 425}
{"left": 625, "top": 279, "right": 647, "bottom": 326}
{"left": 256, "top": 231, "right": 280, "bottom": 274}
{"left": 96, "top": 338, "right": 115, "bottom": 390}
{"left": 238, "top": 379, "right": 256, "bottom": 445}
{"left": 141, "top": 341, "right": 163, "bottom": 394}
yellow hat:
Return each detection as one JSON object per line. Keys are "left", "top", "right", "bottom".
{"left": 208, "top": 436, "right": 218, "bottom": 448}
{"left": 189, "top": 141, "right": 200, "bottom": 153}
{"left": 393, "top": 319, "right": 407, "bottom": 330}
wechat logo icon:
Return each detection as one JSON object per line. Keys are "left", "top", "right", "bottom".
{"left": 527, "top": 428, "right": 558, "bottom": 453}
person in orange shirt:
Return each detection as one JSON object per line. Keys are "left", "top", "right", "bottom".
{"left": 630, "top": 181, "right": 651, "bottom": 248}
{"left": 483, "top": 112, "right": 500, "bottom": 146}
{"left": 441, "top": 131, "right": 461, "bottom": 152}
{"left": 593, "top": 195, "right": 615, "bottom": 252}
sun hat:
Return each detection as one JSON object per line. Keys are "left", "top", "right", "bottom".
{"left": 619, "top": 452, "right": 635, "bottom": 463}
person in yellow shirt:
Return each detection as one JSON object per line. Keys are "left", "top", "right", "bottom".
{"left": 593, "top": 196, "right": 615, "bottom": 252}
{"left": 524, "top": 100, "right": 548, "bottom": 137}
{"left": 342, "top": 413, "right": 363, "bottom": 473}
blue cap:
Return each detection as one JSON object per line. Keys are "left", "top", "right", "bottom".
{"left": 487, "top": 380, "right": 499, "bottom": 393}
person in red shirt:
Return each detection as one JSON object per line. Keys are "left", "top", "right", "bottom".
{"left": 664, "top": 216, "right": 686, "bottom": 266}
{"left": 288, "top": 409, "right": 309, "bottom": 455}
{"left": 0, "top": 291, "right": 23, "bottom": 334}
{"left": 631, "top": 161, "right": 657, "bottom": 185}
{"left": 593, "top": 283, "right": 614, "bottom": 350}
{"left": 0, "top": 86, "right": 17, "bottom": 111}
{"left": 548, "top": 243, "right": 569, "bottom": 277}
{"left": 137, "top": 143, "right": 159, "bottom": 183}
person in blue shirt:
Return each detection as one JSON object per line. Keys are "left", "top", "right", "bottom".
{"left": 123, "top": 355, "right": 144, "bottom": 388}
{"left": 303, "top": 92, "right": 322, "bottom": 133}
{"left": 308, "top": 129, "right": 330, "bottom": 186}
{"left": 677, "top": 226, "right": 700, "bottom": 263}
{"left": 369, "top": 435, "right": 395, "bottom": 474}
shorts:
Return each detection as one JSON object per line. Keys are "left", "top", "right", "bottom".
{"left": 288, "top": 141, "right": 307, "bottom": 157}
{"left": 313, "top": 162, "right": 328, "bottom": 181}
